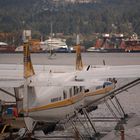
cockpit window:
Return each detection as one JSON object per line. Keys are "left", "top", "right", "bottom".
{"left": 96, "top": 86, "right": 102, "bottom": 90}
{"left": 104, "top": 82, "right": 112, "bottom": 86}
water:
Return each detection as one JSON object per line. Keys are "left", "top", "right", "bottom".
{"left": 0, "top": 53, "right": 140, "bottom": 65}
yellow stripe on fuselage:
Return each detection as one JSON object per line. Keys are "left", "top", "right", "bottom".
{"left": 27, "top": 85, "right": 113, "bottom": 113}
{"left": 28, "top": 92, "right": 84, "bottom": 112}
{"left": 85, "top": 86, "right": 114, "bottom": 97}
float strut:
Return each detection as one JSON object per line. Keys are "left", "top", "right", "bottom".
{"left": 82, "top": 108, "right": 99, "bottom": 137}
{"left": 114, "top": 96, "right": 127, "bottom": 119}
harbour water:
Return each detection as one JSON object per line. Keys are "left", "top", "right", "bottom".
{"left": 0, "top": 52, "right": 140, "bottom": 65}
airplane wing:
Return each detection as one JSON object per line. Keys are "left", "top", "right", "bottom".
{"left": 1, "top": 64, "right": 140, "bottom": 88}
{"left": 77, "top": 65, "right": 140, "bottom": 79}
{"left": 29, "top": 65, "right": 140, "bottom": 87}
{"left": 29, "top": 80, "right": 104, "bottom": 87}
{"left": 29, "top": 71, "right": 105, "bottom": 87}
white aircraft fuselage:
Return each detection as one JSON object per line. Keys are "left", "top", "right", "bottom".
{"left": 23, "top": 72, "right": 114, "bottom": 123}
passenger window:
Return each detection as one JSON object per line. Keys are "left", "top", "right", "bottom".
{"left": 76, "top": 87, "right": 78, "bottom": 94}
{"left": 69, "top": 88, "right": 72, "bottom": 97}
{"left": 74, "top": 86, "right": 80, "bottom": 95}
{"left": 63, "top": 90, "right": 67, "bottom": 99}
{"left": 80, "top": 86, "right": 82, "bottom": 92}
{"left": 74, "top": 86, "right": 76, "bottom": 95}
{"left": 77, "top": 87, "right": 79, "bottom": 93}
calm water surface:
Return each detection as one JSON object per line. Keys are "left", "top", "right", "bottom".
{"left": 0, "top": 53, "right": 140, "bottom": 65}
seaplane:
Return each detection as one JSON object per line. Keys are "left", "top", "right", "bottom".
{"left": 0, "top": 37, "right": 140, "bottom": 136}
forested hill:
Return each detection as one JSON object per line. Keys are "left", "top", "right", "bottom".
{"left": 0, "top": 0, "right": 140, "bottom": 36}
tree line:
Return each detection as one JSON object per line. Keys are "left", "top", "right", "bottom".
{"left": 0, "top": 0, "right": 140, "bottom": 40}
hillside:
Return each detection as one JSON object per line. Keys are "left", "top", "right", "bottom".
{"left": 0, "top": 0, "right": 140, "bottom": 37}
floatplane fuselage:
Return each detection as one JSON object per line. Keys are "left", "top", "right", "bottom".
{"left": 25, "top": 74, "right": 114, "bottom": 122}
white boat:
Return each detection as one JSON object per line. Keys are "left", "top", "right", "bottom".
{"left": 42, "top": 38, "right": 69, "bottom": 52}
{"left": 86, "top": 47, "right": 107, "bottom": 53}
{"left": 87, "top": 47, "right": 101, "bottom": 52}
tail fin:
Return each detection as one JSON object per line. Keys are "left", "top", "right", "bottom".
{"left": 23, "top": 42, "right": 35, "bottom": 78}
{"left": 76, "top": 44, "right": 83, "bottom": 70}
